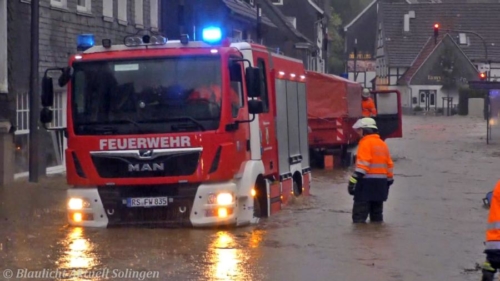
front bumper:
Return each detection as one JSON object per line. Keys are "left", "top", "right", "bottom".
{"left": 66, "top": 182, "right": 239, "bottom": 228}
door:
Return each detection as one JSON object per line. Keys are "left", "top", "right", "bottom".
{"left": 371, "top": 90, "right": 402, "bottom": 140}
{"left": 419, "top": 90, "right": 436, "bottom": 111}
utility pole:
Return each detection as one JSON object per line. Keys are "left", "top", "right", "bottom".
{"left": 29, "top": 0, "right": 40, "bottom": 182}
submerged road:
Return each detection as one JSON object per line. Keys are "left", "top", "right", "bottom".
{"left": 0, "top": 115, "right": 498, "bottom": 280}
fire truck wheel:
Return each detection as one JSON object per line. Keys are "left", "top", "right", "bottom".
{"left": 292, "top": 179, "right": 301, "bottom": 197}
{"left": 253, "top": 195, "right": 262, "bottom": 218}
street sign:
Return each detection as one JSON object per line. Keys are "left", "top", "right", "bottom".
{"left": 479, "top": 63, "right": 491, "bottom": 72}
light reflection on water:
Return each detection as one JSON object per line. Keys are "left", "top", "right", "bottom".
{"left": 207, "top": 229, "right": 265, "bottom": 281}
{"left": 56, "top": 227, "right": 99, "bottom": 280}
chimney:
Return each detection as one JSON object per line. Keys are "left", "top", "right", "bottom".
{"left": 404, "top": 14, "right": 410, "bottom": 32}
{"left": 404, "top": 11, "right": 415, "bottom": 32}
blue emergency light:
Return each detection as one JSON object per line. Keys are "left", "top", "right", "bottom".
{"left": 202, "top": 27, "right": 222, "bottom": 43}
{"left": 77, "top": 34, "right": 95, "bottom": 51}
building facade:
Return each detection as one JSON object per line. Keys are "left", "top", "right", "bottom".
{"left": 272, "top": 0, "right": 327, "bottom": 72}
{"left": 161, "top": 0, "right": 323, "bottom": 72}
{"left": 7, "top": 0, "right": 160, "bottom": 179}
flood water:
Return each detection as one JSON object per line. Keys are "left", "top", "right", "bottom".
{"left": 0, "top": 115, "right": 498, "bottom": 280}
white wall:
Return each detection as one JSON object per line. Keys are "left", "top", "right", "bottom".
{"left": 348, "top": 71, "right": 376, "bottom": 88}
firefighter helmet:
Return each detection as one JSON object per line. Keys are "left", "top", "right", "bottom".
{"left": 352, "top": 117, "right": 378, "bottom": 130}
{"left": 362, "top": 88, "right": 371, "bottom": 98}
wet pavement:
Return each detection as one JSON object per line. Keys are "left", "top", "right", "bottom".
{"left": 0, "top": 115, "right": 499, "bottom": 280}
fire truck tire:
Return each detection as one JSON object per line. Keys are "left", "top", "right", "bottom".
{"left": 292, "top": 173, "right": 302, "bottom": 197}
{"left": 253, "top": 177, "right": 267, "bottom": 218}
{"left": 253, "top": 195, "right": 262, "bottom": 218}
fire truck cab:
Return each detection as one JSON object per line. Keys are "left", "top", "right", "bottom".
{"left": 39, "top": 29, "right": 311, "bottom": 228}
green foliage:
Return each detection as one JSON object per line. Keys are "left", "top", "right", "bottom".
{"left": 413, "top": 105, "right": 423, "bottom": 112}
{"left": 440, "top": 46, "right": 459, "bottom": 91}
{"left": 327, "top": 0, "right": 372, "bottom": 74}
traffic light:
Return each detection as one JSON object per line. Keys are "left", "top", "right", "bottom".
{"left": 479, "top": 72, "right": 487, "bottom": 81}
{"left": 433, "top": 23, "right": 439, "bottom": 37}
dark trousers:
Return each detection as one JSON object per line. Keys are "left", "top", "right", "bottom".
{"left": 352, "top": 201, "right": 384, "bottom": 223}
{"left": 482, "top": 250, "right": 500, "bottom": 281}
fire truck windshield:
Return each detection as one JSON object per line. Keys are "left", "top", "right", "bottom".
{"left": 71, "top": 56, "right": 222, "bottom": 135}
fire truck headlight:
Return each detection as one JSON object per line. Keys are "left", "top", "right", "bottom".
{"left": 202, "top": 26, "right": 222, "bottom": 43}
{"left": 68, "top": 198, "right": 90, "bottom": 210}
{"left": 216, "top": 193, "right": 233, "bottom": 205}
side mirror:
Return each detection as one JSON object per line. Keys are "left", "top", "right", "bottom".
{"left": 41, "top": 76, "right": 54, "bottom": 107}
{"left": 245, "top": 66, "right": 263, "bottom": 98}
{"left": 248, "top": 99, "right": 264, "bottom": 115}
{"left": 40, "top": 107, "right": 53, "bottom": 124}
{"left": 58, "top": 67, "right": 72, "bottom": 87}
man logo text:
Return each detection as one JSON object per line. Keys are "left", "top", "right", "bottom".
{"left": 128, "top": 163, "right": 165, "bottom": 172}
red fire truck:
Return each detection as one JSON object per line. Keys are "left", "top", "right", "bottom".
{"left": 39, "top": 29, "right": 311, "bottom": 228}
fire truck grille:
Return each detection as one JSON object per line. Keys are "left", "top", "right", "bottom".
{"left": 91, "top": 151, "right": 201, "bottom": 178}
{"left": 97, "top": 184, "right": 198, "bottom": 227}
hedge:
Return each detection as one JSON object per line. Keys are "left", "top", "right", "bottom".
{"left": 457, "top": 87, "right": 488, "bottom": 116}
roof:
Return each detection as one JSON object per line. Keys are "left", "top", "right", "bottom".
{"left": 255, "top": 0, "right": 314, "bottom": 44}
{"left": 399, "top": 36, "right": 439, "bottom": 84}
{"left": 380, "top": 3, "right": 500, "bottom": 66}
{"left": 398, "top": 33, "right": 479, "bottom": 85}
{"left": 221, "top": 0, "right": 275, "bottom": 27}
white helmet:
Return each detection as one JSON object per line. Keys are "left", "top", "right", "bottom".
{"left": 362, "top": 88, "right": 371, "bottom": 98}
{"left": 352, "top": 117, "right": 378, "bottom": 130}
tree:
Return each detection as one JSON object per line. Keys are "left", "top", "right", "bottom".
{"left": 327, "top": 8, "right": 344, "bottom": 74}
{"left": 327, "top": 0, "right": 373, "bottom": 74}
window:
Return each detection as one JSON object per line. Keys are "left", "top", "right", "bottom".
{"left": 233, "top": 29, "right": 242, "bottom": 41}
{"left": 150, "top": 0, "right": 159, "bottom": 29}
{"left": 271, "top": 0, "right": 283, "bottom": 5}
{"left": 229, "top": 59, "right": 245, "bottom": 117}
{"left": 77, "top": 0, "right": 91, "bottom": 13}
{"left": 71, "top": 57, "right": 223, "bottom": 135}
{"left": 50, "top": 0, "right": 67, "bottom": 8}
{"left": 118, "top": 0, "right": 127, "bottom": 23}
{"left": 257, "top": 58, "right": 270, "bottom": 113}
{"left": 134, "top": 0, "right": 143, "bottom": 26}
{"left": 103, "top": 0, "right": 113, "bottom": 18}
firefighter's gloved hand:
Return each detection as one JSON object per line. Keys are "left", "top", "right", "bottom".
{"left": 387, "top": 179, "right": 394, "bottom": 187}
{"left": 348, "top": 176, "right": 357, "bottom": 196}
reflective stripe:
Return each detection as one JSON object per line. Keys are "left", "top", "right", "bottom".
{"left": 364, "top": 174, "right": 388, "bottom": 179}
{"left": 370, "top": 163, "right": 387, "bottom": 168}
{"left": 388, "top": 168, "right": 393, "bottom": 173}
{"left": 488, "top": 222, "right": 500, "bottom": 230}
{"left": 355, "top": 168, "right": 367, "bottom": 174}
{"left": 486, "top": 241, "right": 500, "bottom": 250}
{"left": 357, "top": 160, "right": 370, "bottom": 166}
{"left": 349, "top": 177, "right": 357, "bottom": 184}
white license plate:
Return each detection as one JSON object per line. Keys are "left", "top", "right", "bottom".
{"left": 126, "top": 197, "right": 169, "bottom": 207}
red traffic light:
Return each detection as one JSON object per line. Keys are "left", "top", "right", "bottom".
{"left": 433, "top": 23, "right": 439, "bottom": 38}
{"left": 480, "top": 72, "right": 487, "bottom": 81}
{"left": 434, "top": 23, "right": 439, "bottom": 29}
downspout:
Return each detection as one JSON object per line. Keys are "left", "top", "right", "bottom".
{"left": 0, "top": 0, "right": 7, "bottom": 94}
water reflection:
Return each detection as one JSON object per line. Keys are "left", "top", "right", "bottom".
{"left": 207, "top": 229, "right": 265, "bottom": 281}
{"left": 57, "top": 227, "right": 98, "bottom": 272}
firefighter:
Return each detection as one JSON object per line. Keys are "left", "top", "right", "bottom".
{"left": 362, "top": 88, "right": 377, "bottom": 117}
{"left": 347, "top": 117, "right": 394, "bottom": 223}
{"left": 481, "top": 180, "right": 500, "bottom": 281}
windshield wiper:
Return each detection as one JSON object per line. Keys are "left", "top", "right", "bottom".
{"left": 77, "top": 119, "right": 144, "bottom": 132}
{"left": 140, "top": 116, "right": 206, "bottom": 131}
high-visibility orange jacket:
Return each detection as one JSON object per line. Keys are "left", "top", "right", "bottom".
{"left": 353, "top": 133, "right": 394, "bottom": 201}
{"left": 362, "top": 98, "right": 377, "bottom": 117}
{"left": 486, "top": 181, "right": 500, "bottom": 250}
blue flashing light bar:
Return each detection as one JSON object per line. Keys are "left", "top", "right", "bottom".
{"left": 77, "top": 34, "right": 95, "bottom": 51}
{"left": 202, "top": 27, "right": 222, "bottom": 43}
